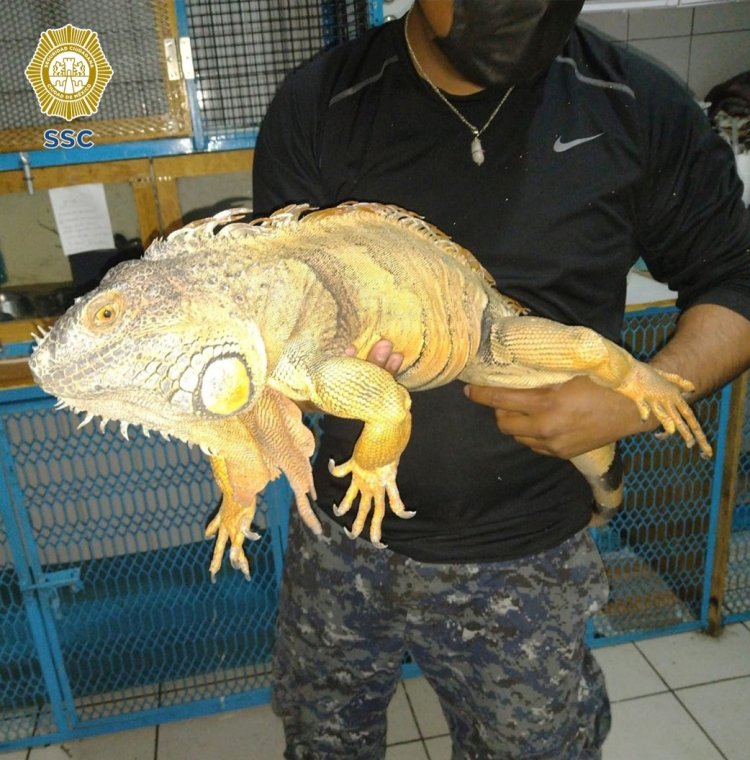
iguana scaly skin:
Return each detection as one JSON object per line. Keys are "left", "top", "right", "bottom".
{"left": 29, "top": 202, "right": 712, "bottom": 580}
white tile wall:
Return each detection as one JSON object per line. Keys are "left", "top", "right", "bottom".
{"left": 689, "top": 29, "right": 750, "bottom": 97}
{"left": 583, "top": 0, "right": 750, "bottom": 97}
{"left": 629, "top": 35, "right": 693, "bottom": 82}
{"left": 693, "top": 0, "right": 750, "bottom": 33}
{"left": 628, "top": 7, "right": 695, "bottom": 38}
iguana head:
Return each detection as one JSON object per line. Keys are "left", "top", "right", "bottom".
{"left": 29, "top": 258, "right": 267, "bottom": 444}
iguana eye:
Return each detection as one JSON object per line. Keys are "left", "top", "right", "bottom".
{"left": 84, "top": 292, "right": 125, "bottom": 331}
{"left": 95, "top": 305, "right": 117, "bottom": 322}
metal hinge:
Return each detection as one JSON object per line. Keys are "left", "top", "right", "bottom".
{"left": 164, "top": 37, "right": 195, "bottom": 81}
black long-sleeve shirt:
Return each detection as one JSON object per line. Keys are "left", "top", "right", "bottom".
{"left": 252, "top": 17, "right": 750, "bottom": 563}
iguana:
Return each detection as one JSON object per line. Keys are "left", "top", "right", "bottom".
{"left": 29, "top": 202, "right": 711, "bottom": 580}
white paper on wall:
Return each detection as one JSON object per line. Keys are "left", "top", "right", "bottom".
{"left": 49, "top": 183, "right": 115, "bottom": 256}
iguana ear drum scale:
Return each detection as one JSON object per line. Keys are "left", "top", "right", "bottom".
{"left": 197, "top": 354, "right": 253, "bottom": 416}
{"left": 29, "top": 202, "right": 711, "bottom": 580}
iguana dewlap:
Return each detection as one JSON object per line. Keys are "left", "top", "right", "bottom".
{"left": 28, "top": 202, "right": 711, "bottom": 580}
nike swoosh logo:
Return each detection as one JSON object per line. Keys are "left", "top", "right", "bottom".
{"left": 553, "top": 133, "right": 604, "bottom": 153}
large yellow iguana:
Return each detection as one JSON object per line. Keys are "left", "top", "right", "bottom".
{"left": 29, "top": 202, "right": 711, "bottom": 580}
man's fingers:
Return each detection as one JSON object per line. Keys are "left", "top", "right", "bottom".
{"left": 344, "top": 340, "right": 404, "bottom": 376}
{"left": 493, "top": 408, "right": 534, "bottom": 435}
{"left": 367, "top": 339, "right": 395, "bottom": 366}
{"left": 385, "top": 352, "right": 404, "bottom": 374}
{"left": 464, "top": 383, "right": 554, "bottom": 412}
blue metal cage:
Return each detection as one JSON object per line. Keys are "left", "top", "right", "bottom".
{"left": 0, "top": 306, "right": 740, "bottom": 751}
{"left": 0, "top": 386, "right": 292, "bottom": 752}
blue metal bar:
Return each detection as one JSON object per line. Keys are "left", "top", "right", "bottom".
{"left": 625, "top": 304, "right": 677, "bottom": 320}
{"left": 724, "top": 611, "right": 750, "bottom": 624}
{"left": 0, "top": 340, "right": 35, "bottom": 359}
{"left": 0, "top": 417, "right": 71, "bottom": 735}
{"left": 700, "top": 383, "right": 734, "bottom": 625}
{"left": 369, "top": 0, "right": 384, "bottom": 26}
{"left": 0, "top": 135, "right": 258, "bottom": 172}
{"left": 0, "top": 385, "right": 55, "bottom": 410}
{"left": 0, "top": 139, "right": 193, "bottom": 171}
{"left": 173, "top": 0, "right": 207, "bottom": 152}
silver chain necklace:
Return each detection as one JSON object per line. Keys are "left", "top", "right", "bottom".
{"left": 404, "top": 8, "right": 513, "bottom": 166}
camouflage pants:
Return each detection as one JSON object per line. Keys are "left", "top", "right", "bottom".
{"left": 272, "top": 509, "right": 611, "bottom": 760}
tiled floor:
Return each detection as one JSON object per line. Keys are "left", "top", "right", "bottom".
{"left": 4, "top": 622, "right": 750, "bottom": 760}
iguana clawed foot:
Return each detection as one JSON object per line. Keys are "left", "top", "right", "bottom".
{"left": 205, "top": 497, "right": 260, "bottom": 582}
{"left": 617, "top": 364, "right": 712, "bottom": 458}
{"left": 328, "top": 457, "right": 416, "bottom": 547}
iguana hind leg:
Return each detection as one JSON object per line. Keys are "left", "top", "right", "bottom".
{"left": 464, "top": 314, "right": 712, "bottom": 457}
{"left": 461, "top": 312, "right": 711, "bottom": 523}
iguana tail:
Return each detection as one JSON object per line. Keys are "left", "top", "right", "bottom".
{"left": 571, "top": 444, "right": 624, "bottom": 526}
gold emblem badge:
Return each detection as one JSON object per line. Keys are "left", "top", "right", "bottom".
{"left": 25, "top": 24, "right": 113, "bottom": 121}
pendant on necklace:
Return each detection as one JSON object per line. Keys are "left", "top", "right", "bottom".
{"left": 471, "top": 135, "right": 485, "bottom": 166}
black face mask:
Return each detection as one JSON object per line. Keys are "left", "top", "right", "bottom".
{"left": 433, "top": 0, "right": 585, "bottom": 88}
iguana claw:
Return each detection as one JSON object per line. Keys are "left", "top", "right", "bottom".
{"left": 328, "top": 457, "right": 415, "bottom": 546}
{"left": 343, "top": 526, "right": 388, "bottom": 549}
{"left": 205, "top": 497, "right": 259, "bottom": 582}
{"left": 617, "top": 364, "right": 712, "bottom": 459}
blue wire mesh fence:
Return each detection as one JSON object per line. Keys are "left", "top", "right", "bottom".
{"left": 183, "top": 0, "right": 374, "bottom": 143}
{"left": 0, "top": 389, "right": 291, "bottom": 752}
{"left": 724, "top": 378, "right": 750, "bottom": 623}
{"left": 588, "top": 308, "right": 727, "bottom": 645}
{"left": 0, "top": 488, "right": 44, "bottom": 747}
{"left": 0, "top": 306, "right": 739, "bottom": 751}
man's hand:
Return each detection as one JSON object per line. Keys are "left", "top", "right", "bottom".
{"left": 465, "top": 376, "right": 656, "bottom": 459}
{"left": 347, "top": 339, "right": 404, "bottom": 376}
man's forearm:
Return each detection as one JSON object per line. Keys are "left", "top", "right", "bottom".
{"left": 649, "top": 303, "right": 750, "bottom": 400}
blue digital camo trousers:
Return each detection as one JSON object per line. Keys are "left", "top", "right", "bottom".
{"left": 272, "top": 509, "right": 612, "bottom": 760}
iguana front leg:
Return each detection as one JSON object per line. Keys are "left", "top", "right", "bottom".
{"left": 305, "top": 356, "right": 415, "bottom": 547}
{"left": 206, "top": 446, "right": 273, "bottom": 581}
{"left": 205, "top": 387, "right": 317, "bottom": 580}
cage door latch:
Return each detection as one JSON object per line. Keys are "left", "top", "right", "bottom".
{"left": 21, "top": 567, "right": 82, "bottom": 594}
{"left": 21, "top": 567, "right": 83, "bottom": 619}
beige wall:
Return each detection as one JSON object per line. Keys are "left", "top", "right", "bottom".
{"left": 0, "top": 183, "right": 140, "bottom": 287}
